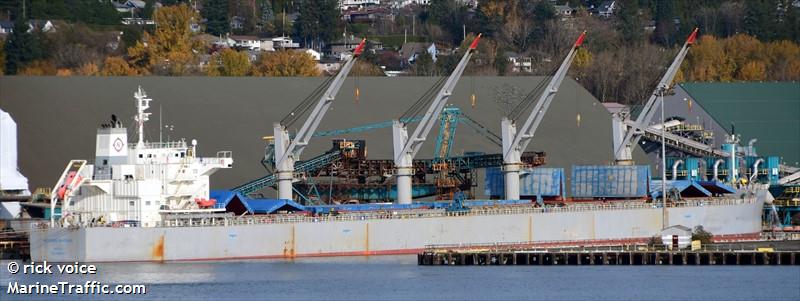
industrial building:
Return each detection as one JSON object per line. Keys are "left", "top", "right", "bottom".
{"left": 0, "top": 75, "right": 647, "bottom": 200}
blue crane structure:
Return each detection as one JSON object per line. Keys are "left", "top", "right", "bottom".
{"left": 233, "top": 106, "right": 544, "bottom": 203}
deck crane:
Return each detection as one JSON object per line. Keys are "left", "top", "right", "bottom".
{"left": 392, "top": 34, "right": 481, "bottom": 204}
{"left": 273, "top": 39, "right": 366, "bottom": 200}
{"left": 612, "top": 28, "right": 698, "bottom": 165}
{"left": 501, "top": 31, "right": 586, "bottom": 200}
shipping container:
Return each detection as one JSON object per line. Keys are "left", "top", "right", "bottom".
{"left": 485, "top": 167, "right": 565, "bottom": 198}
{"left": 570, "top": 165, "right": 651, "bottom": 198}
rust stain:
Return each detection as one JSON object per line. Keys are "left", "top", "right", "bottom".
{"left": 365, "top": 223, "right": 370, "bottom": 256}
{"left": 528, "top": 216, "right": 532, "bottom": 242}
{"left": 152, "top": 235, "right": 165, "bottom": 262}
{"left": 290, "top": 225, "right": 296, "bottom": 258}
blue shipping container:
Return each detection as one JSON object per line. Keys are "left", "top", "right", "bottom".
{"left": 570, "top": 165, "right": 651, "bottom": 198}
{"left": 485, "top": 167, "right": 565, "bottom": 198}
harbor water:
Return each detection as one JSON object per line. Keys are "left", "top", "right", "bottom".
{"left": 1, "top": 256, "right": 798, "bottom": 300}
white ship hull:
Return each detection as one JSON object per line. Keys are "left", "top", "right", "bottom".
{"left": 30, "top": 198, "right": 764, "bottom": 262}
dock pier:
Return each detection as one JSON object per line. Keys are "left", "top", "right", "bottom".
{"left": 418, "top": 244, "right": 800, "bottom": 266}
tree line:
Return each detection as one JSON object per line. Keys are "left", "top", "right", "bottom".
{"left": 0, "top": 0, "right": 798, "bottom": 105}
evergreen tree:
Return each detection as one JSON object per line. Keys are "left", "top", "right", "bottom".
{"left": 779, "top": 0, "right": 799, "bottom": 41}
{"left": 616, "top": 0, "right": 643, "bottom": 45}
{"left": 429, "top": 0, "right": 471, "bottom": 44}
{"left": 295, "top": 0, "right": 340, "bottom": 47}
{"left": 202, "top": 0, "right": 229, "bottom": 36}
{"left": 67, "top": 0, "right": 121, "bottom": 25}
{"left": 3, "top": 16, "right": 43, "bottom": 74}
{"left": 653, "top": 0, "right": 677, "bottom": 46}
{"left": 743, "top": 0, "right": 778, "bottom": 41}
{"left": 30, "top": 0, "right": 68, "bottom": 19}
{"left": 142, "top": 0, "right": 156, "bottom": 19}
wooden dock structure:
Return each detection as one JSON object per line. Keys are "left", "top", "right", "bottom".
{"left": 418, "top": 246, "right": 800, "bottom": 266}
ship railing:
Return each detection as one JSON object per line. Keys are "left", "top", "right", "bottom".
{"left": 147, "top": 197, "right": 758, "bottom": 229}
{"left": 141, "top": 141, "right": 187, "bottom": 149}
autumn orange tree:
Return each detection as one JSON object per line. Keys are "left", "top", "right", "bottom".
{"left": 127, "top": 4, "right": 204, "bottom": 75}
{"left": 206, "top": 48, "right": 251, "bottom": 76}
{"left": 101, "top": 57, "right": 139, "bottom": 76}
{"left": 682, "top": 34, "right": 800, "bottom": 82}
{"left": 252, "top": 50, "right": 318, "bottom": 76}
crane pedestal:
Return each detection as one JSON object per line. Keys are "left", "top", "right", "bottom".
{"left": 276, "top": 170, "right": 294, "bottom": 200}
{"left": 503, "top": 163, "right": 521, "bottom": 200}
{"left": 396, "top": 166, "right": 414, "bottom": 204}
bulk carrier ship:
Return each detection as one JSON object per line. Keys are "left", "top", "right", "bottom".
{"left": 29, "top": 32, "right": 769, "bottom": 262}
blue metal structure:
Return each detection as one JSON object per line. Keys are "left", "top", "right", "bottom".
{"left": 485, "top": 167, "right": 565, "bottom": 199}
{"left": 571, "top": 165, "right": 651, "bottom": 198}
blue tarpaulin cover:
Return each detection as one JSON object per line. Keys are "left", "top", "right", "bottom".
{"left": 209, "top": 190, "right": 305, "bottom": 214}
{"left": 650, "top": 180, "right": 712, "bottom": 199}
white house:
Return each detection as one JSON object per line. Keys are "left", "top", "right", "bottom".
{"left": 506, "top": 52, "right": 532, "bottom": 73}
{"left": 272, "top": 36, "right": 300, "bottom": 49}
{"left": 554, "top": 4, "right": 576, "bottom": 16}
{"left": 400, "top": 42, "right": 437, "bottom": 66}
{"left": 230, "top": 35, "right": 262, "bottom": 50}
{"left": 0, "top": 21, "right": 13, "bottom": 34}
{"left": 298, "top": 48, "right": 322, "bottom": 61}
{"left": 598, "top": 1, "right": 616, "bottom": 17}
{"left": 339, "top": 0, "right": 381, "bottom": 9}
{"left": 390, "top": 0, "right": 430, "bottom": 8}
{"left": 660, "top": 225, "right": 692, "bottom": 250}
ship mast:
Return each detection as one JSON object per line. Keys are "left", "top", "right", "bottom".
{"left": 134, "top": 86, "right": 152, "bottom": 149}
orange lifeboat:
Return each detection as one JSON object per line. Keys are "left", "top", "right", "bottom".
{"left": 57, "top": 171, "right": 83, "bottom": 199}
{"left": 195, "top": 198, "right": 217, "bottom": 208}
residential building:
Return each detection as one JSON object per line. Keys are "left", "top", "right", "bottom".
{"left": 505, "top": 52, "right": 532, "bottom": 73}
{"left": 298, "top": 48, "right": 322, "bottom": 61}
{"left": 230, "top": 35, "right": 262, "bottom": 50}
{"left": 272, "top": 36, "right": 300, "bottom": 49}
{"left": 28, "top": 20, "right": 56, "bottom": 33}
{"left": 390, "top": 0, "right": 430, "bottom": 8}
{"left": 339, "top": 0, "right": 380, "bottom": 9}
{"left": 399, "top": 42, "right": 436, "bottom": 66}
{"left": 554, "top": 4, "right": 575, "bottom": 16}
{"left": 0, "top": 21, "right": 13, "bottom": 34}
{"left": 329, "top": 36, "right": 382, "bottom": 60}
{"left": 598, "top": 1, "right": 616, "bottom": 17}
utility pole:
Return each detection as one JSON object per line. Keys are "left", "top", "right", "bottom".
{"left": 660, "top": 88, "right": 667, "bottom": 229}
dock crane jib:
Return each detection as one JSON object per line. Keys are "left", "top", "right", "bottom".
{"left": 612, "top": 28, "right": 698, "bottom": 164}
{"left": 392, "top": 34, "right": 481, "bottom": 204}
{"left": 273, "top": 39, "right": 366, "bottom": 200}
{"left": 501, "top": 31, "right": 586, "bottom": 201}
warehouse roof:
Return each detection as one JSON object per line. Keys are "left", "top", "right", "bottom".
{"left": 679, "top": 82, "right": 800, "bottom": 166}
{"left": 210, "top": 190, "right": 305, "bottom": 214}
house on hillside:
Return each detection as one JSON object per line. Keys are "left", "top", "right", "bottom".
{"left": 390, "top": 0, "right": 431, "bottom": 8}
{"left": 598, "top": 1, "right": 616, "bottom": 17}
{"left": 298, "top": 48, "right": 322, "bottom": 61}
{"left": 0, "top": 21, "right": 13, "bottom": 34}
{"left": 28, "top": 20, "right": 56, "bottom": 33}
{"left": 329, "top": 36, "right": 382, "bottom": 60}
{"left": 505, "top": 52, "right": 532, "bottom": 73}
{"left": 399, "top": 42, "right": 436, "bottom": 66}
{"left": 272, "top": 36, "right": 300, "bottom": 49}
{"left": 230, "top": 35, "right": 261, "bottom": 50}
{"left": 339, "top": 0, "right": 381, "bottom": 10}
{"left": 554, "top": 4, "right": 576, "bottom": 16}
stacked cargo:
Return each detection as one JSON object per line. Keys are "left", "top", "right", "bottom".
{"left": 485, "top": 167, "right": 565, "bottom": 199}
{"left": 570, "top": 165, "right": 651, "bottom": 199}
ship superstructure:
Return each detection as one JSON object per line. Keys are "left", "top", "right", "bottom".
{"left": 49, "top": 87, "right": 233, "bottom": 227}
